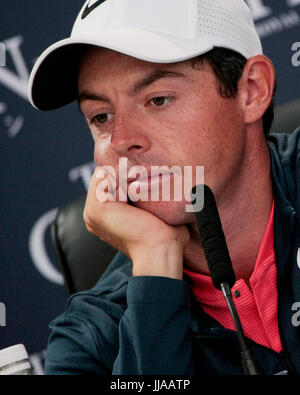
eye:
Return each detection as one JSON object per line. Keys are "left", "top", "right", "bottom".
{"left": 92, "top": 113, "right": 113, "bottom": 125}
{"left": 150, "top": 96, "right": 172, "bottom": 107}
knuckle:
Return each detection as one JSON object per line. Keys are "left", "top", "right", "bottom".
{"left": 85, "top": 222, "right": 94, "bottom": 234}
{"left": 83, "top": 209, "right": 95, "bottom": 233}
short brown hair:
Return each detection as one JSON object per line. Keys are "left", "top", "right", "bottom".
{"left": 191, "top": 48, "right": 277, "bottom": 136}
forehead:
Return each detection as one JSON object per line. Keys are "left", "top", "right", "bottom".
{"left": 78, "top": 46, "right": 199, "bottom": 88}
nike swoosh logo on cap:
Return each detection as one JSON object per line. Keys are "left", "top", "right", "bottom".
{"left": 81, "top": 0, "right": 106, "bottom": 19}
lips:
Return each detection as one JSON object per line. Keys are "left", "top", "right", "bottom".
{"left": 128, "top": 172, "right": 174, "bottom": 191}
{"left": 127, "top": 167, "right": 175, "bottom": 181}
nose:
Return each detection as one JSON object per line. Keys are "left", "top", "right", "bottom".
{"left": 109, "top": 113, "right": 151, "bottom": 157}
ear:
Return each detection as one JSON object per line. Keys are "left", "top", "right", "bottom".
{"left": 238, "top": 55, "right": 276, "bottom": 125}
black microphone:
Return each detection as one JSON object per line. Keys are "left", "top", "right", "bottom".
{"left": 190, "top": 184, "right": 262, "bottom": 375}
{"left": 191, "top": 184, "right": 235, "bottom": 290}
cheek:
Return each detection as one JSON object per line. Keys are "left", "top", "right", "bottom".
{"left": 168, "top": 98, "right": 244, "bottom": 173}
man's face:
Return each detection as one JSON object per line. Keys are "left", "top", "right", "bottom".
{"left": 78, "top": 47, "right": 246, "bottom": 225}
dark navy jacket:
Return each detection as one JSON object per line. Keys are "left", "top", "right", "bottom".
{"left": 44, "top": 130, "right": 300, "bottom": 375}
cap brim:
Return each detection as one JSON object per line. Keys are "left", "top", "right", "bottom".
{"left": 28, "top": 29, "right": 212, "bottom": 110}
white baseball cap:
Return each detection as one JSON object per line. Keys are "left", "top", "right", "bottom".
{"left": 28, "top": 0, "right": 263, "bottom": 111}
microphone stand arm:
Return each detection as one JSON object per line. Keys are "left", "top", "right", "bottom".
{"left": 220, "top": 282, "right": 262, "bottom": 375}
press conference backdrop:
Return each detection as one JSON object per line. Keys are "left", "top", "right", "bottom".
{"left": 0, "top": 0, "right": 300, "bottom": 374}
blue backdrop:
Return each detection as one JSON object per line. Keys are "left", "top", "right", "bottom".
{"left": 0, "top": 0, "right": 300, "bottom": 374}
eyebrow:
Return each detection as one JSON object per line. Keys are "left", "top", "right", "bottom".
{"left": 129, "top": 69, "right": 186, "bottom": 95}
{"left": 78, "top": 69, "right": 186, "bottom": 106}
{"left": 78, "top": 92, "right": 110, "bottom": 105}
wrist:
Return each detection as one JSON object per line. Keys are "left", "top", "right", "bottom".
{"left": 131, "top": 241, "right": 184, "bottom": 280}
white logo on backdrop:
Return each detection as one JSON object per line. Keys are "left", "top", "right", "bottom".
{"left": 28, "top": 162, "right": 96, "bottom": 285}
{"left": 246, "top": 0, "right": 300, "bottom": 38}
{"left": 0, "top": 35, "right": 29, "bottom": 100}
{"left": 28, "top": 208, "right": 63, "bottom": 285}
{"left": 0, "top": 35, "right": 29, "bottom": 138}
{"left": 246, "top": 0, "right": 300, "bottom": 21}
{"left": 297, "top": 248, "right": 300, "bottom": 269}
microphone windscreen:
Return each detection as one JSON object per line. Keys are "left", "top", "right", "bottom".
{"left": 191, "top": 185, "right": 236, "bottom": 290}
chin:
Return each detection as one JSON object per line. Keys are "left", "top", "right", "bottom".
{"left": 132, "top": 200, "right": 196, "bottom": 226}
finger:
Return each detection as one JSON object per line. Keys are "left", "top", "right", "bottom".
{"left": 84, "top": 167, "right": 148, "bottom": 250}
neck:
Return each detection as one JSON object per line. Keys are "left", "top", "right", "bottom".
{"left": 184, "top": 126, "right": 273, "bottom": 282}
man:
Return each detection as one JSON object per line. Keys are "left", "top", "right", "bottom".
{"left": 29, "top": 0, "right": 300, "bottom": 375}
